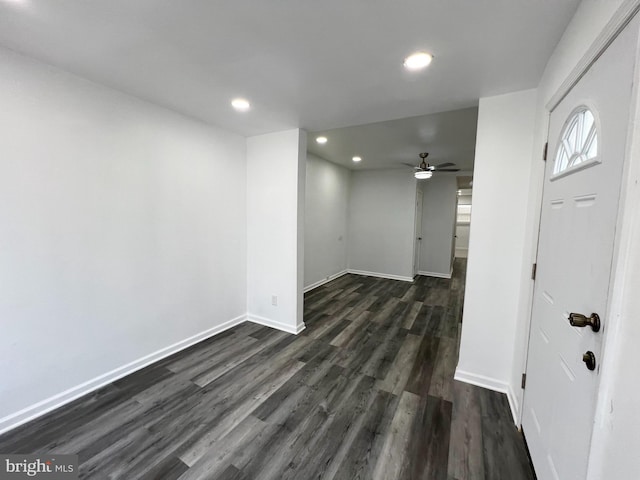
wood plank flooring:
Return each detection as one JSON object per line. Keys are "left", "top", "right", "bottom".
{"left": 0, "top": 259, "right": 535, "bottom": 479}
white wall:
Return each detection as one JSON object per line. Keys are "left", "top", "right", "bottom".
{"left": 304, "top": 154, "right": 350, "bottom": 290}
{"left": 456, "top": 89, "right": 537, "bottom": 408}
{"left": 0, "top": 47, "right": 247, "bottom": 431}
{"left": 418, "top": 176, "right": 457, "bottom": 277}
{"left": 247, "top": 129, "right": 306, "bottom": 333}
{"left": 347, "top": 169, "right": 417, "bottom": 281}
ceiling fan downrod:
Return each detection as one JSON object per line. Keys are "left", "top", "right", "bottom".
{"left": 419, "top": 152, "right": 429, "bottom": 170}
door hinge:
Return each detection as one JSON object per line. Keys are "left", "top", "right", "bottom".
{"left": 521, "top": 373, "right": 527, "bottom": 389}
{"left": 543, "top": 142, "right": 548, "bottom": 161}
{"left": 531, "top": 263, "right": 537, "bottom": 281}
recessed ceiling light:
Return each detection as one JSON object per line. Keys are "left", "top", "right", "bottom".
{"left": 403, "top": 52, "right": 433, "bottom": 71}
{"left": 352, "top": 156, "right": 362, "bottom": 162}
{"left": 316, "top": 136, "right": 328, "bottom": 144}
{"left": 231, "top": 98, "right": 251, "bottom": 111}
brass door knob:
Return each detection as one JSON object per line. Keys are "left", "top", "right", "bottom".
{"left": 582, "top": 351, "right": 596, "bottom": 371}
{"left": 568, "top": 313, "right": 601, "bottom": 332}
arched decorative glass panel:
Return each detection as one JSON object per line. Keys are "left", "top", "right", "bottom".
{"left": 553, "top": 107, "right": 598, "bottom": 175}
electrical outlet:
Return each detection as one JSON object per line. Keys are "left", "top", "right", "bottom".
{"left": 271, "top": 295, "right": 278, "bottom": 306}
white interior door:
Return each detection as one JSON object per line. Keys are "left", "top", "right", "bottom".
{"left": 413, "top": 188, "right": 423, "bottom": 275}
{"left": 522, "top": 16, "right": 639, "bottom": 480}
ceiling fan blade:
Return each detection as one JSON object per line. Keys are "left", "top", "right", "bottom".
{"left": 401, "top": 162, "right": 417, "bottom": 167}
{"left": 434, "top": 162, "right": 456, "bottom": 168}
{"left": 435, "top": 168, "right": 460, "bottom": 172}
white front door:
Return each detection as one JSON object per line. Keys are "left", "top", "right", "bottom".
{"left": 522, "top": 15, "right": 639, "bottom": 480}
{"left": 413, "top": 188, "right": 423, "bottom": 276}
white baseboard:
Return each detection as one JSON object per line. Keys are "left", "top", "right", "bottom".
{"left": 0, "top": 314, "right": 247, "bottom": 435}
{"left": 417, "top": 269, "right": 453, "bottom": 279}
{"left": 347, "top": 269, "right": 414, "bottom": 283}
{"left": 454, "top": 368, "right": 510, "bottom": 392}
{"left": 454, "top": 368, "right": 519, "bottom": 425}
{"left": 247, "top": 314, "right": 306, "bottom": 335}
{"left": 304, "top": 269, "right": 348, "bottom": 293}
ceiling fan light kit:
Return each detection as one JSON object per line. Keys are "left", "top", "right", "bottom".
{"left": 412, "top": 152, "right": 460, "bottom": 179}
{"left": 415, "top": 170, "right": 433, "bottom": 179}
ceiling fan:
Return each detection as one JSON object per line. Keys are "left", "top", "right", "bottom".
{"left": 406, "top": 152, "right": 460, "bottom": 179}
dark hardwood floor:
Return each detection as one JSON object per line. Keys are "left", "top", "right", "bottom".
{"left": 0, "top": 259, "right": 535, "bottom": 479}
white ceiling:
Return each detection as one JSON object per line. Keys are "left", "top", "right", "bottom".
{"left": 308, "top": 107, "right": 478, "bottom": 171}
{"left": 0, "top": 0, "right": 579, "bottom": 137}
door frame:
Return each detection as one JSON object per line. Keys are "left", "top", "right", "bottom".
{"left": 518, "top": 0, "right": 640, "bottom": 444}
{"left": 412, "top": 187, "right": 424, "bottom": 277}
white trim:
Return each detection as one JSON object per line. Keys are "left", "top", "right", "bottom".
{"left": 247, "top": 314, "right": 306, "bottom": 335}
{"left": 346, "top": 269, "right": 414, "bottom": 283}
{"left": 546, "top": 0, "right": 640, "bottom": 112}
{"left": 303, "top": 269, "right": 348, "bottom": 293}
{"left": 507, "top": 384, "right": 520, "bottom": 426}
{"left": 412, "top": 186, "right": 423, "bottom": 278}
{"left": 0, "top": 314, "right": 247, "bottom": 435}
{"left": 550, "top": 156, "right": 601, "bottom": 181}
{"left": 454, "top": 368, "right": 510, "bottom": 393}
{"left": 454, "top": 369, "right": 519, "bottom": 425}
{"left": 417, "top": 268, "right": 453, "bottom": 279}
